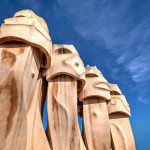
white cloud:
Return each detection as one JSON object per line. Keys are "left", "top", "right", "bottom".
{"left": 54, "top": 0, "right": 150, "bottom": 103}
{"left": 127, "top": 54, "right": 150, "bottom": 82}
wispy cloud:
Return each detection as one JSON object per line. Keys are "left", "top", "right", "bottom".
{"left": 54, "top": 0, "right": 150, "bottom": 103}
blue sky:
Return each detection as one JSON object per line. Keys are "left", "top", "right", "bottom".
{"left": 0, "top": 0, "right": 150, "bottom": 149}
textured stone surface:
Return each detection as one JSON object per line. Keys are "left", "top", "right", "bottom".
{"left": 0, "top": 9, "right": 136, "bottom": 150}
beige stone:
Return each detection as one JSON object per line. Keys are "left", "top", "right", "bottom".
{"left": 0, "top": 10, "right": 51, "bottom": 150}
{"left": 108, "top": 83, "right": 136, "bottom": 150}
{"left": 0, "top": 42, "right": 42, "bottom": 150}
{"left": 0, "top": 9, "right": 51, "bottom": 68}
{"left": 26, "top": 78, "right": 51, "bottom": 150}
{"left": 46, "top": 44, "right": 85, "bottom": 92}
{"left": 78, "top": 66, "right": 111, "bottom": 150}
{"left": 79, "top": 66, "right": 110, "bottom": 101}
{"left": 46, "top": 44, "right": 86, "bottom": 150}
